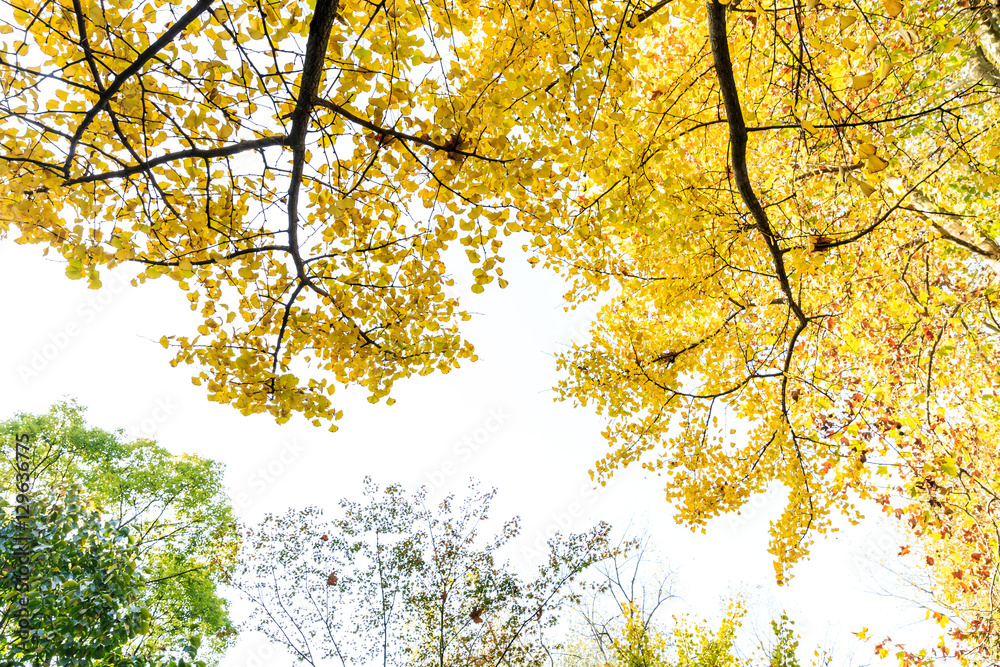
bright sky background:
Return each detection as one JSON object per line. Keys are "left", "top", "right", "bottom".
{"left": 0, "top": 237, "right": 941, "bottom": 665}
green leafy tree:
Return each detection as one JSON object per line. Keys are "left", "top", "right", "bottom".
{"left": 235, "top": 479, "right": 616, "bottom": 666}
{"left": 0, "top": 487, "right": 207, "bottom": 667}
{"left": 0, "top": 485, "right": 146, "bottom": 666}
{"left": 0, "top": 402, "right": 238, "bottom": 664}
{"left": 766, "top": 615, "right": 800, "bottom": 667}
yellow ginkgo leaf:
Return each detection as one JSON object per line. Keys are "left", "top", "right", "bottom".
{"left": 847, "top": 175, "right": 876, "bottom": 196}
{"left": 801, "top": 120, "right": 818, "bottom": 135}
{"left": 857, "top": 143, "right": 877, "bottom": 157}
{"left": 851, "top": 73, "right": 874, "bottom": 89}
{"left": 864, "top": 37, "right": 879, "bottom": 57}
{"left": 866, "top": 155, "right": 889, "bottom": 173}
{"left": 884, "top": 0, "right": 902, "bottom": 17}
{"left": 839, "top": 14, "right": 857, "bottom": 31}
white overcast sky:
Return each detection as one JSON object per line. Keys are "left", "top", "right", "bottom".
{"left": 0, "top": 237, "right": 941, "bottom": 665}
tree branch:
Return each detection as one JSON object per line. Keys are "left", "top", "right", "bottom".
{"left": 631, "top": 0, "right": 674, "bottom": 26}
{"left": 66, "top": 135, "right": 291, "bottom": 185}
{"left": 279, "top": 0, "right": 384, "bottom": 353}
{"left": 285, "top": 0, "right": 340, "bottom": 284}
{"left": 63, "top": 0, "right": 215, "bottom": 176}
{"left": 705, "top": 0, "right": 805, "bottom": 325}
{"left": 133, "top": 244, "right": 291, "bottom": 267}
{"left": 311, "top": 96, "right": 510, "bottom": 164}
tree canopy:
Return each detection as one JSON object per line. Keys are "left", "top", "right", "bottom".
{"left": 0, "top": 0, "right": 626, "bottom": 426}
{"left": 0, "top": 402, "right": 239, "bottom": 664}
{"left": 4, "top": 0, "right": 1000, "bottom": 660}
{"left": 544, "top": 0, "right": 1000, "bottom": 659}
{"left": 0, "top": 485, "right": 150, "bottom": 667}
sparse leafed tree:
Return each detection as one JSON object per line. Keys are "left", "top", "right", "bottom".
{"left": 670, "top": 603, "right": 749, "bottom": 667}
{"left": 234, "top": 479, "right": 616, "bottom": 666}
{"left": 558, "top": 551, "right": 811, "bottom": 667}
{"left": 560, "top": 547, "right": 675, "bottom": 667}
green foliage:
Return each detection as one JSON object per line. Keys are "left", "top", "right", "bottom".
{"left": 767, "top": 614, "right": 800, "bottom": 667}
{"left": 0, "top": 401, "right": 238, "bottom": 664}
{"left": 0, "top": 486, "right": 146, "bottom": 666}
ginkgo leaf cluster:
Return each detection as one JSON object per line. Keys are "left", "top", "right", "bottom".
{"left": 538, "top": 0, "right": 1000, "bottom": 660}
{"left": 0, "top": 0, "right": 636, "bottom": 427}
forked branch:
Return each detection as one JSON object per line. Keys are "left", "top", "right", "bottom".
{"left": 63, "top": 0, "right": 215, "bottom": 176}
